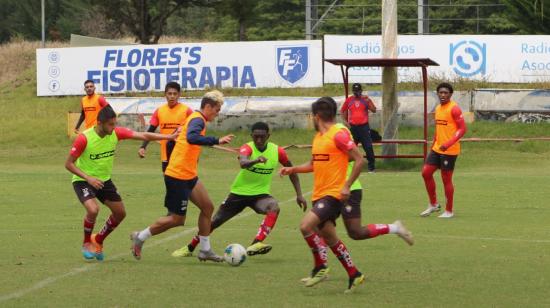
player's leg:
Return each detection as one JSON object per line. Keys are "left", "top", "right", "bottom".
{"left": 73, "top": 181, "right": 100, "bottom": 260}
{"left": 189, "top": 180, "right": 223, "bottom": 262}
{"left": 318, "top": 222, "right": 364, "bottom": 293}
{"left": 130, "top": 176, "right": 190, "bottom": 260}
{"left": 342, "top": 190, "right": 413, "bottom": 245}
{"left": 438, "top": 154, "right": 458, "bottom": 218}
{"left": 172, "top": 194, "right": 245, "bottom": 257}
{"left": 420, "top": 151, "right": 441, "bottom": 216}
{"left": 247, "top": 196, "right": 279, "bottom": 256}
{"left": 362, "top": 124, "right": 376, "bottom": 172}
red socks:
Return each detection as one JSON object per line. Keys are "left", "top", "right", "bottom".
{"left": 83, "top": 217, "right": 95, "bottom": 244}
{"left": 95, "top": 215, "right": 119, "bottom": 244}
{"left": 255, "top": 211, "right": 278, "bottom": 242}
{"left": 304, "top": 233, "right": 328, "bottom": 268}
{"left": 188, "top": 235, "right": 200, "bottom": 251}
{"left": 366, "top": 224, "right": 390, "bottom": 238}
{"left": 422, "top": 164, "right": 438, "bottom": 205}
{"left": 330, "top": 240, "right": 358, "bottom": 277}
{"left": 441, "top": 169, "right": 454, "bottom": 212}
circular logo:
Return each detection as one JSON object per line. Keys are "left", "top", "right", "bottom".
{"left": 444, "top": 160, "right": 449, "bottom": 166}
{"left": 48, "top": 80, "right": 60, "bottom": 92}
{"left": 345, "top": 205, "right": 352, "bottom": 213}
{"left": 450, "top": 40, "right": 486, "bottom": 77}
{"left": 317, "top": 202, "right": 325, "bottom": 209}
{"left": 48, "top": 66, "right": 60, "bottom": 78}
{"left": 48, "top": 51, "right": 60, "bottom": 63}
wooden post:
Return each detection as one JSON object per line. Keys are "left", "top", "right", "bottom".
{"left": 381, "top": 0, "right": 399, "bottom": 158}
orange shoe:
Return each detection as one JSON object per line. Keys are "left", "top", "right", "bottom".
{"left": 90, "top": 234, "right": 104, "bottom": 261}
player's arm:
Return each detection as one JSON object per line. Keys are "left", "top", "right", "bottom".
{"left": 98, "top": 96, "right": 109, "bottom": 107}
{"left": 138, "top": 125, "right": 159, "bottom": 158}
{"left": 64, "top": 135, "right": 104, "bottom": 189}
{"left": 335, "top": 129, "right": 365, "bottom": 200}
{"left": 237, "top": 144, "right": 267, "bottom": 169}
{"left": 340, "top": 98, "right": 350, "bottom": 127}
{"left": 74, "top": 109, "right": 85, "bottom": 134}
{"left": 279, "top": 147, "right": 307, "bottom": 210}
{"left": 131, "top": 129, "right": 179, "bottom": 142}
{"left": 278, "top": 159, "right": 313, "bottom": 176}
{"left": 366, "top": 97, "right": 377, "bottom": 113}
{"left": 440, "top": 106, "right": 467, "bottom": 151}
{"left": 187, "top": 118, "right": 234, "bottom": 145}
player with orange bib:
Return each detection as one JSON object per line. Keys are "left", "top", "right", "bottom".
{"left": 131, "top": 90, "right": 234, "bottom": 262}
{"left": 279, "top": 97, "right": 366, "bottom": 293}
{"left": 420, "top": 83, "right": 467, "bottom": 218}
{"left": 138, "top": 82, "right": 193, "bottom": 172}
{"left": 74, "top": 80, "right": 109, "bottom": 134}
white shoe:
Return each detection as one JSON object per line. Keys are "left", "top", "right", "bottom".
{"left": 393, "top": 220, "right": 414, "bottom": 246}
{"left": 420, "top": 204, "right": 441, "bottom": 217}
{"left": 438, "top": 211, "right": 454, "bottom": 218}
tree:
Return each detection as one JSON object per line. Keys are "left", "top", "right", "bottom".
{"left": 94, "top": 0, "right": 210, "bottom": 44}
{"left": 216, "top": 0, "right": 258, "bottom": 41}
{"left": 502, "top": 0, "right": 550, "bottom": 34}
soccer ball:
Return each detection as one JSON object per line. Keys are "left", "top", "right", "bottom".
{"left": 224, "top": 243, "right": 247, "bottom": 266}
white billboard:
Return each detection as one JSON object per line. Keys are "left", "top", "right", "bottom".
{"left": 36, "top": 40, "right": 322, "bottom": 96}
{"left": 324, "top": 35, "right": 550, "bottom": 83}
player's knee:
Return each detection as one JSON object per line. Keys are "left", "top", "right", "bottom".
{"left": 421, "top": 168, "right": 432, "bottom": 179}
{"left": 87, "top": 207, "right": 99, "bottom": 219}
{"left": 299, "top": 221, "right": 313, "bottom": 235}
{"left": 266, "top": 202, "right": 279, "bottom": 213}
{"left": 347, "top": 228, "right": 363, "bottom": 240}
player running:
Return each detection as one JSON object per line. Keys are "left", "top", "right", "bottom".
{"left": 65, "top": 106, "right": 179, "bottom": 261}
{"left": 279, "top": 97, "right": 366, "bottom": 293}
{"left": 171, "top": 121, "right": 307, "bottom": 258}
{"left": 130, "top": 90, "right": 234, "bottom": 262}
{"left": 138, "top": 82, "right": 193, "bottom": 172}
{"left": 420, "top": 82, "right": 467, "bottom": 218}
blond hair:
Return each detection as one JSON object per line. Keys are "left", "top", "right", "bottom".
{"left": 200, "top": 90, "right": 224, "bottom": 108}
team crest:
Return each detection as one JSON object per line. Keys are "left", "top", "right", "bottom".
{"left": 276, "top": 46, "right": 309, "bottom": 84}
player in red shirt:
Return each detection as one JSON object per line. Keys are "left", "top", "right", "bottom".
{"left": 340, "top": 83, "right": 377, "bottom": 172}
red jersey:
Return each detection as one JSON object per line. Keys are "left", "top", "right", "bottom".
{"left": 340, "top": 95, "right": 374, "bottom": 125}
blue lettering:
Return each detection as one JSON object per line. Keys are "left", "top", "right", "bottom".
{"left": 102, "top": 70, "right": 109, "bottom": 91}
{"left": 133, "top": 69, "right": 150, "bottom": 90}
{"left": 188, "top": 46, "right": 201, "bottom": 64}
{"left": 115, "top": 50, "right": 127, "bottom": 67}
{"left": 169, "top": 47, "right": 182, "bottom": 65}
{"left": 240, "top": 66, "right": 255, "bottom": 87}
{"left": 232, "top": 66, "right": 238, "bottom": 87}
{"left": 126, "top": 69, "right": 132, "bottom": 91}
{"left": 181, "top": 67, "right": 197, "bottom": 88}
{"left": 104, "top": 50, "right": 117, "bottom": 67}
{"left": 128, "top": 49, "right": 141, "bottom": 67}
{"left": 142, "top": 49, "right": 155, "bottom": 66}
{"left": 87, "top": 70, "right": 101, "bottom": 84}
{"left": 522, "top": 60, "right": 530, "bottom": 70}
{"left": 216, "top": 67, "right": 231, "bottom": 87}
{"left": 150, "top": 68, "right": 164, "bottom": 89}
{"left": 156, "top": 48, "right": 169, "bottom": 65}
{"left": 199, "top": 67, "right": 214, "bottom": 88}
{"left": 109, "top": 69, "right": 125, "bottom": 91}
{"left": 166, "top": 67, "right": 179, "bottom": 83}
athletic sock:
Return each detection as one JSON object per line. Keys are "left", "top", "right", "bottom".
{"left": 330, "top": 240, "right": 358, "bottom": 278}
{"left": 95, "top": 215, "right": 119, "bottom": 244}
{"left": 441, "top": 169, "right": 455, "bottom": 212}
{"left": 199, "top": 235, "right": 211, "bottom": 251}
{"left": 188, "top": 235, "right": 200, "bottom": 252}
{"left": 254, "top": 211, "right": 278, "bottom": 242}
{"left": 303, "top": 233, "right": 328, "bottom": 269}
{"left": 137, "top": 227, "right": 152, "bottom": 242}
{"left": 366, "top": 224, "right": 390, "bottom": 238}
{"left": 422, "top": 164, "right": 438, "bottom": 205}
{"left": 83, "top": 217, "right": 95, "bottom": 244}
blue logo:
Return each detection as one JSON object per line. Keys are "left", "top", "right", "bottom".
{"left": 48, "top": 80, "right": 60, "bottom": 92}
{"left": 48, "top": 51, "right": 60, "bottom": 63}
{"left": 48, "top": 66, "right": 60, "bottom": 78}
{"left": 449, "top": 40, "right": 486, "bottom": 77}
{"left": 277, "top": 46, "right": 309, "bottom": 84}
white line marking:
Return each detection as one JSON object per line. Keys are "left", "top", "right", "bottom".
{"left": 0, "top": 193, "right": 310, "bottom": 303}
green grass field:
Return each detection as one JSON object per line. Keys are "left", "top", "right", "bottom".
{"left": 1, "top": 122, "right": 550, "bottom": 307}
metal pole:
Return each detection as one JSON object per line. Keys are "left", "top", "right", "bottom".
{"left": 305, "top": 0, "right": 312, "bottom": 40}
{"left": 41, "top": 0, "right": 45, "bottom": 47}
{"left": 422, "top": 65, "right": 428, "bottom": 160}
{"left": 418, "top": 0, "right": 429, "bottom": 35}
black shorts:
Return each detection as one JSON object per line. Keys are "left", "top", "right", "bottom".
{"left": 164, "top": 175, "right": 198, "bottom": 216}
{"left": 211, "top": 193, "right": 275, "bottom": 229}
{"left": 425, "top": 150, "right": 458, "bottom": 170}
{"left": 341, "top": 190, "right": 362, "bottom": 219}
{"left": 161, "top": 161, "right": 169, "bottom": 173}
{"left": 72, "top": 180, "right": 122, "bottom": 204}
{"left": 311, "top": 196, "right": 343, "bottom": 228}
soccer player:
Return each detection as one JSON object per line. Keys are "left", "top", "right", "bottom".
{"left": 420, "top": 82, "right": 467, "bottom": 218}
{"left": 138, "top": 82, "right": 193, "bottom": 172}
{"left": 74, "top": 80, "right": 109, "bottom": 134}
{"left": 279, "top": 97, "right": 366, "bottom": 293}
{"left": 340, "top": 83, "right": 377, "bottom": 172}
{"left": 130, "top": 90, "right": 234, "bottom": 262}
{"left": 65, "top": 106, "right": 179, "bottom": 261}
{"left": 171, "top": 121, "right": 307, "bottom": 258}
